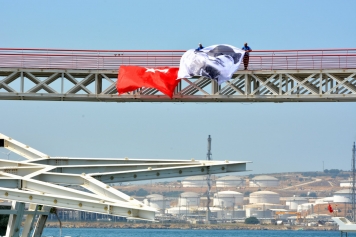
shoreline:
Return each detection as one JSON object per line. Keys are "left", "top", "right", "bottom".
{"left": 45, "top": 222, "right": 338, "bottom": 231}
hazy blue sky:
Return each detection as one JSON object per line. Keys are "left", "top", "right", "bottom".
{"left": 1, "top": 0, "right": 356, "bottom": 175}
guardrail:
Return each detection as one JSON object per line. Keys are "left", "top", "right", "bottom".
{"left": 0, "top": 48, "right": 355, "bottom": 70}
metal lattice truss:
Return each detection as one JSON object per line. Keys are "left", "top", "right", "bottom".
{"left": 1, "top": 68, "right": 356, "bottom": 102}
{"left": 0, "top": 133, "right": 248, "bottom": 236}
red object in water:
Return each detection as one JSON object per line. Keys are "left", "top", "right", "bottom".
{"left": 328, "top": 203, "right": 334, "bottom": 213}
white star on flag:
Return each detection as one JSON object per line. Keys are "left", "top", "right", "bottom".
{"left": 145, "top": 68, "right": 169, "bottom": 73}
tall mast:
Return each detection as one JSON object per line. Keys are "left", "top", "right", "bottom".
{"left": 206, "top": 135, "right": 212, "bottom": 223}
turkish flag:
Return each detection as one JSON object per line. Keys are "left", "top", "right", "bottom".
{"left": 117, "top": 66, "right": 180, "bottom": 98}
{"left": 328, "top": 203, "right": 333, "bottom": 213}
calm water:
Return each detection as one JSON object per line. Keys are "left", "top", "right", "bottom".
{"left": 40, "top": 228, "right": 356, "bottom": 237}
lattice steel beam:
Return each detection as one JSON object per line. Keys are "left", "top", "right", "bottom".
{"left": 0, "top": 132, "right": 250, "bottom": 235}
{"left": 1, "top": 68, "right": 356, "bottom": 102}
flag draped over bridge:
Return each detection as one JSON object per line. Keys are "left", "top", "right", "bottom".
{"left": 178, "top": 44, "right": 245, "bottom": 84}
{"left": 116, "top": 66, "right": 180, "bottom": 98}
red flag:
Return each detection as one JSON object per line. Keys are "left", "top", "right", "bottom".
{"left": 117, "top": 66, "right": 180, "bottom": 98}
{"left": 328, "top": 203, "right": 333, "bottom": 213}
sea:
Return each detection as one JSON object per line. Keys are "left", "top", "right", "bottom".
{"left": 40, "top": 228, "right": 356, "bottom": 237}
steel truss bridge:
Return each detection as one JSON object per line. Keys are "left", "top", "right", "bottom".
{"left": 1, "top": 48, "right": 356, "bottom": 102}
{"left": 0, "top": 133, "right": 249, "bottom": 236}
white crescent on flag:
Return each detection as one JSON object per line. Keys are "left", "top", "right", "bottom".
{"left": 145, "top": 68, "right": 169, "bottom": 73}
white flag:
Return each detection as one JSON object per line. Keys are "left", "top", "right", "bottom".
{"left": 178, "top": 44, "right": 245, "bottom": 84}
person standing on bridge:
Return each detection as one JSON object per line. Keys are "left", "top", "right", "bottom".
{"left": 195, "top": 43, "right": 204, "bottom": 52}
{"left": 242, "top": 42, "right": 252, "bottom": 70}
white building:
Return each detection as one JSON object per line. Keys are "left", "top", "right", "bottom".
{"left": 213, "top": 191, "right": 244, "bottom": 208}
{"left": 333, "top": 189, "right": 352, "bottom": 203}
{"left": 297, "top": 203, "right": 314, "bottom": 212}
{"left": 340, "top": 180, "right": 351, "bottom": 187}
{"left": 216, "top": 176, "right": 245, "bottom": 188}
{"left": 249, "top": 175, "right": 279, "bottom": 187}
{"left": 285, "top": 197, "right": 307, "bottom": 210}
{"left": 244, "top": 203, "right": 287, "bottom": 218}
{"left": 181, "top": 175, "right": 215, "bottom": 188}
{"left": 178, "top": 192, "right": 200, "bottom": 207}
{"left": 249, "top": 191, "right": 280, "bottom": 204}
{"left": 143, "top": 194, "right": 168, "bottom": 213}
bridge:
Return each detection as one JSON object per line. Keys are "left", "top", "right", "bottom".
{"left": 0, "top": 48, "right": 356, "bottom": 102}
{"left": 0, "top": 133, "right": 249, "bottom": 236}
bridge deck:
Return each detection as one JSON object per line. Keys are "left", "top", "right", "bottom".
{"left": 1, "top": 48, "right": 356, "bottom": 102}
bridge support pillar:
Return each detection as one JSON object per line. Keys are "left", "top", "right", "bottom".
{"left": 32, "top": 206, "right": 51, "bottom": 237}
{"left": 21, "top": 204, "right": 38, "bottom": 237}
{"left": 6, "top": 201, "right": 25, "bottom": 237}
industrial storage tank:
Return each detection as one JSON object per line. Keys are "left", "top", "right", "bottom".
{"left": 181, "top": 175, "right": 215, "bottom": 188}
{"left": 297, "top": 203, "right": 314, "bottom": 212}
{"left": 143, "top": 194, "right": 167, "bottom": 212}
{"left": 249, "top": 191, "right": 280, "bottom": 204}
{"left": 249, "top": 175, "right": 279, "bottom": 187}
{"left": 216, "top": 176, "right": 245, "bottom": 188}
{"left": 285, "top": 197, "right": 307, "bottom": 210}
{"left": 213, "top": 191, "right": 244, "bottom": 208}
{"left": 340, "top": 180, "right": 351, "bottom": 187}
{"left": 244, "top": 203, "right": 287, "bottom": 218}
{"left": 178, "top": 192, "right": 200, "bottom": 207}
{"left": 334, "top": 189, "right": 352, "bottom": 203}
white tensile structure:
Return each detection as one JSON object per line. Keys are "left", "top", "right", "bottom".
{"left": 0, "top": 133, "right": 249, "bottom": 237}
{"left": 249, "top": 191, "right": 280, "bottom": 204}
{"left": 213, "top": 191, "right": 243, "bottom": 208}
{"left": 216, "top": 175, "right": 245, "bottom": 188}
{"left": 249, "top": 175, "right": 279, "bottom": 187}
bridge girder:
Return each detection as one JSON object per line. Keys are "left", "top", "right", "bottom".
{"left": 1, "top": 68, "right": 356, "bottom": 102}
{"left": 0, "top": 133, "right": 249, "bottom": 235}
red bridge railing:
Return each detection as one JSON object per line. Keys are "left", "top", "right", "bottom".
{"left": 0, "top": 48, "right": 355, "bottom": 70}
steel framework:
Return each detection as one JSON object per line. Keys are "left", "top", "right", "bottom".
{"left": 1, "top": 68, "right": 356, "bottom": 102}
{"left": 0, "top": 133, "right": 249, "bottom": 236}
{"left": 0, "top": 48, "right": 356, "bottom": 103}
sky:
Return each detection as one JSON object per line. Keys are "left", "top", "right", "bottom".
{"left": 1, "top": 0, "right": 356, "bottom": 176}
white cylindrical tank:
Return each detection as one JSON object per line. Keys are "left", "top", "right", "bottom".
{"left": 334, "top": 189, "right": 352, "bottom": 203}
{"left": 297, "top": 203, "right": 314, "bottom": 212}
{"left": 145, "top": 194, "right": 166, "bottom": 210}
{"left": 340, "top": 180, "right": 351, "bottom": 187}
{"left": 216, "top": 176, "right": 245, "bottom": 188}
{"left": 249, "top": 175, "right": 279, "bottom": 187}
{"left": 166, "top": 206, "right": 196, "bottom": 215}
{"left": 213, "top": 191, "right": 243, "bottom": 208}
{"left": 182, "top": 176, "right": 211, "bottom": 188}
{"left": 249, "top": 191, "right": 280, "bottom": 204}
{"left": 285, "top": 197, "right": 307, "bottom": 210}
{"left": 243, "top": 203, "right": 287, "bottom": 211}
{"left": 178, "top": 192, "right": 200, "bottom": 207}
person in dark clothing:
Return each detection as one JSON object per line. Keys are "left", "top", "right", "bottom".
{"left": 195, "top": 43, "right": 204, "bottom": 51}
{"left": 242, "top": 43, "right": 252, "bottom": 70}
